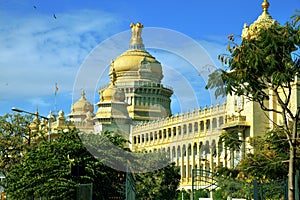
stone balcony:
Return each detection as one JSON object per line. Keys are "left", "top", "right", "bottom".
{"left": 222, "top": 114, "right": 250, "bottom": 129}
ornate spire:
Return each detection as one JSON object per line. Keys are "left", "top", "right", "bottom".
{"left": 262, "top": 0, "right": 270, "bottom": 14}
{"left": 111, "top": 67, "right": 116, "bottom": 86}
{"left": 81, "top": 89, "right": 86, "bottom": 99}
{"left": 109, "top": 60, "right": 117, "bottom": 86}
{"left": 241, "top": 0, "right": 278, "bottom": 40}
{"left": 47, "top": 110, "right": 55, "bottom": 120}
{"left": 29, "top": 108, "right": 40, "bottom": 132}
{"left": 129, "top": 22, "right": 145, "bottom": 50}
{"left": 33, "top": 108, "right": 39, "bottom": 122}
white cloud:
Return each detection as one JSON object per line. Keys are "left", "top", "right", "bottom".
{"left": 28, "top": 97, "right": 51, "bottom": 108}
{"left": 0, "top": 9, "right": 121, "bottom": 103}
{"left": 0, "top": 10, "right": 226, "bottom": 116}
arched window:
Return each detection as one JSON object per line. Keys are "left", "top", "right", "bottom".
{"left": 183, "top": 125, "right": 187, "bottom": 134}
{"left": 182, "top": 145, "right": 187, "bottom": 157}
{"left": 193, "top": 142, "right": 197, "bottom": 156}
{"left": 194, "top": 122, "right": 198, "bottom": 132}
{"left": 168, "top": 128, "right": 172, "bottom": 137}
{"left": 212, "top": 140, "right": 217, "bottom": 157}
{"left": 199, "top": 142, "right": 204, "bottom": 158}
{"left": 212, "top": 118, "right": 217, "bottom": 129}
{"left": 177, "top": 146, "right": 181, "bottom": 157}
{"left": 206, "top": 119, "right": 210, "bottom": 130}
{"left": 204, "top": 141, "right": 210, "bottom": 154}
{"left": 219, "top": 116, "right": 224, "bottom": 126}
{"left": 188, "top": 123, "right": 193, "bottom": 133}
{"left": 173, "top": 127, "right": 177, "bottom": 137}
{"left": 188, "top": 144, "right": 192, "bottom": 156}
{"left": 218, "top": 140, "right": 223, "bottom": 157}
{"left": 172, "top": 146, "right": 176, "bottom": 158}
{"left": 200, "top": 121, "right": 204, "bottom": 131}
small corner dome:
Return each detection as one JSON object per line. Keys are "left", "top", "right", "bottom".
{"left": 71, "top": 90, "right": 94, "bottom": 114}
{"left": 241, "top": 0, "right": 281, "bottom": 40}
{"left": 101, "top": 84, "right": 125, "bottom": 102}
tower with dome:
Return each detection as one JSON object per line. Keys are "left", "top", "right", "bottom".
{"left": 101, "top": 22, "right": 173, "bottom": 122}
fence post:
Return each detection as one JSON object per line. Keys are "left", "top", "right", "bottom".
{"left": 296, "top": 170, "right": 299, "bottom": 200}
{"left": 191, "top": 169, "right": 194, "bottom": 200}
{"left": 253, "top": 180, "right": 258, "bottom": 200}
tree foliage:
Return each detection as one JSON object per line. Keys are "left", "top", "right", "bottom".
{"left": 206, "top": 12, "right": 300, "bottom": 199}
{"left": 135, "top": 162, "right": 180, "bottom": 200}
{"left": 219, "top": 130, "right": 242, "bottom": 151}
{"left": 0, "top": 114, "right": 34, "bottom": 178}
{"left": 3, "top": 123, "right": 181, "bottom": 199}
{"left": 238, "top": 128, "right": 300, "bottom": 182}
{"left": 5, "top": 128, "right": 128, "bottom": 199}
{"left": 207, "top": 21, "right": 300, "bottom": 103}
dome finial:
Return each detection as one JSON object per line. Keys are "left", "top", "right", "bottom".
{"left": 81, "top": 89, "right": 85, "bottom": 98}
{"left": 35, "top": 107, "right": 39, "bottom": 115}
{"left": 262, "top": 0, "right": 270, "bottom": 14}
{"left": 129, "top": 22, "right": 145, "bottom": 50}
{"left": 111, "top": 68, "right": 116, "bottom": 86}
{"left": 109, "top": 61, "right": 117, "bottom": 86}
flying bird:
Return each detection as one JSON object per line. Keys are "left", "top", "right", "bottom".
{"left": 33, "top": 5, "right": 37, "bottom": 9}
{"left": 53, "top": 14, "right": 57, "bottom": 19}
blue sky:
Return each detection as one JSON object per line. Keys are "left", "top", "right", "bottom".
{"left": 0, "top": 0, "right": 298, "bottom": 117}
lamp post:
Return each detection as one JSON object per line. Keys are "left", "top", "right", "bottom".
{"left": 11, "top": 107, "right": 52, "bottom": 142}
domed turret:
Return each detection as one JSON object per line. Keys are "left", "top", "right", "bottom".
{"left": 95, "top": 69, "right": 131, "bottom": 134}
{"left": 100, "top": 83, "right": 125, "bottom": 103}
{"left": 100, "top": 67, "right": 126, "bottom": 102}
{"left": 68, "top": 90, "right": 95, "bottom": 126}
{"left": 71, "top": 90, "right": 94, "bottom": 115}
{"left": 242, "top": 0, "right": 280, "bottom": 40}
{"left": 29, "top": 109, "right": 40, "bottom": 133}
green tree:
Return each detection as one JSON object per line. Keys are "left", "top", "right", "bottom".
{"left": 0, "top": 114, "right": 34, "bottom": 184}
{"left": 5, "top": 128, "right": 127, "bottom": 199}
{"left": 238, "top": 128, "right": 293, "bottom": 181}
{"left": 206, "top": 12, "right": 300, "bottom": 199}
{"left": 82, "top": 131, "right": 181, "bottom": 199}
{"left": 219, "top": 129, "right": 242, "bottom": 167}
{"left": 194, "top": 189, "right": 209, "bottom": 199}
{"left": 177, "top": 190, "right": 190, "bottom": 200}
{"left": 135, "top": 161, "right": 180, "bottom": 200}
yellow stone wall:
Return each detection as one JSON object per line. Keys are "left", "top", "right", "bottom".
{"left": 132, "top": 103, "right": 230, "bottom": 188}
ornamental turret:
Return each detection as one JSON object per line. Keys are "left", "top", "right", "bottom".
{"left": 241, "top": 0, "right": 280, "bottom": 40}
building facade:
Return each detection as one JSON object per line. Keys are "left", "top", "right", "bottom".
{"left": 64, "top": 0, "right": 299, "bottom": 190}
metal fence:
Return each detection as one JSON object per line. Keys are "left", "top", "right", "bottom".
{"left": 192, "top": 169, "right": 299, "bottom": 200}
{"left": 77, "top": 183, "right": 93, "bottom": 200}
{"left": 126, "top": 170, "right": 136, "bottom": 200}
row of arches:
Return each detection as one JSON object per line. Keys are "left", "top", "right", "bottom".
{"left": 146, "top": 139, "right": 223, "bottom": 159}
{"left": 133, "top": 117, "right": 224, "bottom": 144}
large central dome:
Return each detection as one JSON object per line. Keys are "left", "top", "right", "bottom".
{"left": 98, "top": 22, "right": 173, "bottom": 122}
{"left": 111, "top": 22, "right": 163, "bottom": 83}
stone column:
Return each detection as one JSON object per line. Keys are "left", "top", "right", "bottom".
{"left": 238, "top": 129, "right": 245, "bottom": 159}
